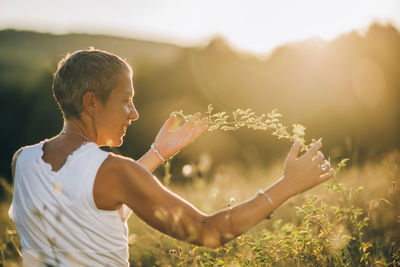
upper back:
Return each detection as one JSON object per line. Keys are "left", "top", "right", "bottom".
{"left": 10, "top": 140, "right": 131, "bottom": 266}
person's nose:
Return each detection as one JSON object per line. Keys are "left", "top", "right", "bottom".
{"left": 129, "top": 104, "right": 139, "bottom": 122}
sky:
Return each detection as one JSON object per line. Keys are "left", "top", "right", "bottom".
{"left": 0, "top": 0, "right": 399, "bottom": 54}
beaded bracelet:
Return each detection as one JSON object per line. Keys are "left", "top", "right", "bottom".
{"left": 151, "top": 143, "right": 166, "bottom": 163}
{"left": 257, "top": 189, "right": 274, "bottom": 219}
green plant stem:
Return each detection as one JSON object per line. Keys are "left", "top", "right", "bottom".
{"left": 331, "top": 173, "right": 368, "bottom": 265}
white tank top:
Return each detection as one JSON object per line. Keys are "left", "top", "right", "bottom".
{"left": 9, "top": 140, "right": 132, "bottom": 266}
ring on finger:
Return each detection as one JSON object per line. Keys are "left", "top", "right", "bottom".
{"left": 321, "top": 159, "right": 330, "bottom": 172}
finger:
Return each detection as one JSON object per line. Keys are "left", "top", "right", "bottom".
{"left": 313, "top": 151, "right": 324, "bottom": 164}
{"left": 188, "top": 112, "right": 201, "bottom": 122}
{"left": 303, "top": 141, "right": 322, "bottom": 159}
{"left": 192, "top": 119, "right": 208, "bottom": 138}
{"left": 161, "top": 114, "right": 177, "bottom": 132}
{"left": 287, "top": 140, "right": 301, "bottom": 160}
{"left": 186, "top": 118, "right": 208, "bottom": 142}
{"left": 320, "top": 160, "right": 331, "bottom": 173}
{"left": 320, "top": 168, "right": 334, "bottom": 182}
{"left": 181, "top": 113, "right": 202, "bottom": 132}
{"left": 198, "top": 116, "right": 208, "bottom": 126}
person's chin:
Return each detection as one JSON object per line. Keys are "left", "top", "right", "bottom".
{"left": 110, "top": 137, "right": 124, "bottom": 147}
{"left": 115, "top": 139, "right": 124, "bottom": 147}
{"left": 105, "top": 137, "right": 124, "bottom": 147}
{"left": 116, "top": 134, "right": 126, "bottom": 147}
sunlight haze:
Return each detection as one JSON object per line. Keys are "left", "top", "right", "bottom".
{"left": 1, "top": 0, "right": 399, "bottom": 53}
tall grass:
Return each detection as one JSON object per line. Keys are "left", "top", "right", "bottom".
{"left": 1, "top": 152, "right": 399, "bottom": 266}
{"left": 1, "top": 104, "right": 399, "bottom": 265}
{"left": 125, "top": 151, "right": 400, "bottom": 266}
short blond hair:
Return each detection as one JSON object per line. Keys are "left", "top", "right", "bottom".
{"left": 52, "top": 48, "right": 132, "bottom": 119}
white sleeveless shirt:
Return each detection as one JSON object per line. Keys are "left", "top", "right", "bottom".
{"left": 9, "top": 140, "right": 132, "bottom": 266}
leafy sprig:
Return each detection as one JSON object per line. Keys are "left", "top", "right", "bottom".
{"left": 172, "top": 104, "right": 321, "bottom": 152}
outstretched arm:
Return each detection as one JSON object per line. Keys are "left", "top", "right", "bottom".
{"left": 137, "top": 113, "right": 208, "bottom": 172}
{"left": 105, "top": 140, "right": 333, "bottom": 248}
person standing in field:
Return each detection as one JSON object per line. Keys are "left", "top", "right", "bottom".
{"left": 9, "top": 48, "right": 334, "bottom": 266}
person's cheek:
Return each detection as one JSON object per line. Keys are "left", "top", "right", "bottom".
{"left": 124, "top": 105, "right": 130, "bottom": 115}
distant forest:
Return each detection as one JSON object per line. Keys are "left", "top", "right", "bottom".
{"left": 1, "top": 24, "right": 400, "bottom": 184}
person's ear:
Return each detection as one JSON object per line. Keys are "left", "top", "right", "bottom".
{"left": 82, "top": 91, "right": 98, "bottom": 117}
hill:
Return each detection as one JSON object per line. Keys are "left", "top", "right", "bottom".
{"left": 0, "top": 24, "right": 400, "bottom": 181}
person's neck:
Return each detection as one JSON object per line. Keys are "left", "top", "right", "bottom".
{"left": 62, "top": 118, "right": 95, "bottom": 144}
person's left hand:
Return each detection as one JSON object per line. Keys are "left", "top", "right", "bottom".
{"left": 153, "top": 113, "right": 208, "bottom": 159}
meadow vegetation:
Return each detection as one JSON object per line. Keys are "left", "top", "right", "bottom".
{"left": 128, "top": 149, "right": 400, "bottom": 266}
{"left": 1, "top": 108, "right": 399, "bottom": 266}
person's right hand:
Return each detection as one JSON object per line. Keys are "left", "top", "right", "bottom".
{"left": 153, "top": 113, "right": 208, "bottom": 159}
{"left": 282, "top": 140, "right": 334, "bottom": 196}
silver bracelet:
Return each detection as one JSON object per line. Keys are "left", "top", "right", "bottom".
{"left": 151, "top": 143, "right": 165, "bottom": 163}
{"left": 257, "top": 189, "right": 274, "bottom": 219}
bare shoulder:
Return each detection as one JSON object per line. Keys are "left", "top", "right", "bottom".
{"left": 99, "top": 152, "right": 157, "bottom": 192}
{"left": 11, "top": 147, "right": 24, "bottom": 178}
{"left": 94, "top": 152, "right": 154, "bottom": 210}
{"left": 100, "top": 152, "right": 148, "bottom": 179}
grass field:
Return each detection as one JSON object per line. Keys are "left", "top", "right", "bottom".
{"left": 1, "top": 151, "right": 400, "bottom": 266}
